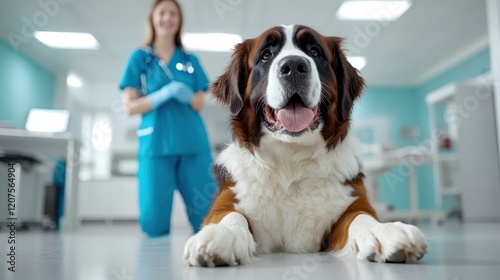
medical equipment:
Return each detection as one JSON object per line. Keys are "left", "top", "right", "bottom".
{"left": 146, "top": 45, "right": 194, "bottom": 79}
{"left": 140, "top": 46, "right": 195, "bottom": 95}
{"left": 176, "top": 61, "right": 194, "bottom": 74}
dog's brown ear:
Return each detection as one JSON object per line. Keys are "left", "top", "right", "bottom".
{"left": 328, "top": 37, "right": 365, "bottom": 121}
{"left": 211, "top": 39, "right": 252, "bottom": 115}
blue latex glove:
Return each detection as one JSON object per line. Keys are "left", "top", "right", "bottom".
{"left": 147, "top": 81, "right": 194, "bottom": 109}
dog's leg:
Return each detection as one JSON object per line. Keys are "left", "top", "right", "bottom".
{"left": 345, "top": 214, "right": 427, "bottom": 263}
{"left": 326, "top": 178, "right": 427, "bottom": 263}
{"left": 183, "top": 189, "right": 256, "bottom": 267}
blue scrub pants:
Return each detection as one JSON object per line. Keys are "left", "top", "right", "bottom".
{"left": 138, "top": 153, "right": 216, "bottom": 237}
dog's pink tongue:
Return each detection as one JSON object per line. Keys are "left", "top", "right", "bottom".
{"left": 277, "top": 103, "right": 314, "bottom": 132}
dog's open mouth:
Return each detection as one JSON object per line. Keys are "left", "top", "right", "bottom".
{"left": 263, "top": 94, "right": 321, "bottom": 135}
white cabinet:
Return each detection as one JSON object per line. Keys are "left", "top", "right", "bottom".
{"left": 78, "top": 177, "right": 190, "bottom": 228}
{"left": 0, "top": 162, "right": 52, "bottom": 224}
{"left": 426, "top": 74, "right": 500, "bottom": 222}
{"left": 78, "top": 177, "right": 139, "bottom": 220}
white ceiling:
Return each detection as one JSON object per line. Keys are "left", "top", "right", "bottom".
{"left": 0, "top": 0, "right": 490, "bottom": 88}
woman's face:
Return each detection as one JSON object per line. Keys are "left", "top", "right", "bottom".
{"left": 152, "top": 1, "right": 181, "bottom": 39}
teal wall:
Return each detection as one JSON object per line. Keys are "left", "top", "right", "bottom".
{"left": 418, "top": 48, "right": 491, "bottom": 98}
{"left": 353, "top": 87, "right": 419, "bottom": 211}
{"left": 0, "top": 39, "right": 55, "bottom": 128}
{"left": 353, "top": 87, "right": 420, "bottom": 147}
{"left": 353, "top": 47, "right": 491, "bottom": 211}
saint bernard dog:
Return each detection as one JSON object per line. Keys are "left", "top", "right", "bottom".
{"left": 184, "top": 24, "right": 427, "bottom": 266}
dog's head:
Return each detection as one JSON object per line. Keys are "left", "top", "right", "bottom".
{"left": 211, "top": 24, "right": 365, "bottom": 149}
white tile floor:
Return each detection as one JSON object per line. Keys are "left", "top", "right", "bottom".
{"left": 1, "top": 222, "right": 500, "bottom": 280}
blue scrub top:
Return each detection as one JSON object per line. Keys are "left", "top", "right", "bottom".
{"left": 119, "top": 46, "right": 212, "bottom": 158}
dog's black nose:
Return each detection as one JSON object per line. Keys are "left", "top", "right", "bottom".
{"left": 278, "top": 56, "right": 310, "bottom": 78}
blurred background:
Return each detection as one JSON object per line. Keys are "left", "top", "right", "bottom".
{"left": 1, "top": 0, "right": 499, "bottom": 231}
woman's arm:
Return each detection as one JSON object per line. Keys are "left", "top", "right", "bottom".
{"left": 123, "top": 85, "right": 202, "bottom": 115}
{"left": 122, "top": 87, "right": 153, "bottom": 115}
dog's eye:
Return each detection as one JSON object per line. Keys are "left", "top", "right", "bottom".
{"left": 309, "top": 47, "right": 321, "bottom": 58}
{"left": 261, "top": 49, "right": 273, "bottom": 61}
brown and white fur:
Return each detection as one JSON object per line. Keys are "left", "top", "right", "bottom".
{"left": 183, "top": 25, "right": 427, "bottom": 267}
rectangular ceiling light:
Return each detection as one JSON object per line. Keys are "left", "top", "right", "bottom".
{"left": 347, "top": 56, "right": 367, "bottom": 70}
{"left": 182, "top": 33, "right": 242, "bottom": 52}
{"left": 336, "top": 0, "right": 412, "bottom": 21}
{"left": 34, "top": 31, "right": 99, "bottom": 49}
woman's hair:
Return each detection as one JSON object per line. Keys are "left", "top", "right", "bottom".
{"left": 144, "top": 0, "right": 184, "bottom": 49}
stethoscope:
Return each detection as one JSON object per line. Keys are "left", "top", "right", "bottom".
{"left": 147, "top": 45, "right": 194, "bottom": 81}
{"left": 176, "top": 60, "right": 194, "bottom": 74}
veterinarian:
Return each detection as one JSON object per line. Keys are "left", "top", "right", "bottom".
{"left": 119, "top": 0, "right": 215, "bottom": 237}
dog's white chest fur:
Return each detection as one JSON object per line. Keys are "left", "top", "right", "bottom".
{"left": 217, "top": 133, "right": 361, "bottom": 253}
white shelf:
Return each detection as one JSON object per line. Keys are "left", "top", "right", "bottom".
{"left": 426, "top": 73, "right": 500, "bottom": 222}
{"left": 427, "top": 81, "right": 462, "bottom": 212}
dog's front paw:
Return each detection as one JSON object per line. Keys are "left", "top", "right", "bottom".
{"left": 183, "top": 223, "right": 256, "bottom": 267}
{"left": 353, "top": 222, "right": 427, "bottom": 263}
